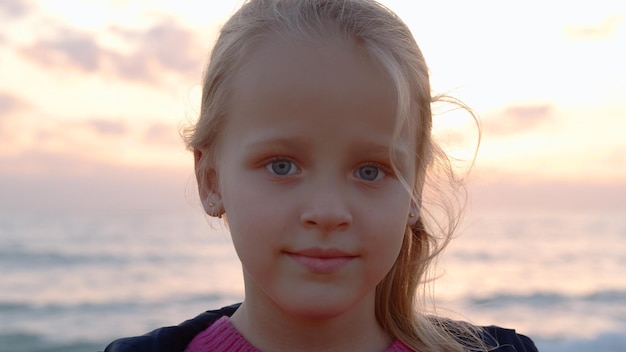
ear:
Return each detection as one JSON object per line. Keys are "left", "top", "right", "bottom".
{"left": 195, "top": 149, "right": 225, "bottom": 218}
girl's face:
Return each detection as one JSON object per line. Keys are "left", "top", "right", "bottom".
{"left": 211, "top": 34, "right": 417, "bottom": 320}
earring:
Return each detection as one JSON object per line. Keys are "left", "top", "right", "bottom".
{"left": 408, "top": 207, "right": 419, "bottom": 225}
{"left": 202, "top": 198, "right": 213, "bottom": 211}
{"left": 202, "top": 197, "right": 224, "bottom": 218}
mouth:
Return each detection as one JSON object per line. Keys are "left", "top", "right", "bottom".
{"left": 285, "top": 248, "right": 357, "bottom": 274}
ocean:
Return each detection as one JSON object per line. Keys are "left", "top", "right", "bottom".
{"left": 1, "top": 207, "right": 625, "bottom": 352}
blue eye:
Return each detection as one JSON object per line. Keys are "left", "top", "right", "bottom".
{"left": 266, "top": 159, "right": 297, "bottom": 176}
{"left": 356, "top": 165, "right": 385, "bottom": 181}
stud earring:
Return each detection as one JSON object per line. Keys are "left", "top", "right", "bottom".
{"left": 202, "top": 197, "right": 224, "bottom": 218}
{"left": 202, "top": 198, "right": 216, "bottom": 212}
{"left": 408, "top": 207, "right": 420, "bottom": 225}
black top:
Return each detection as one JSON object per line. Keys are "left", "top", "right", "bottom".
{"left": 104, "top": 303, "right": 538, "bottom": 352}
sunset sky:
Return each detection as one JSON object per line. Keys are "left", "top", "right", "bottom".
{"left": 1, "top": 0, "right": 624, "bottom": 213}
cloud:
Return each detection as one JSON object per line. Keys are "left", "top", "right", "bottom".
{"left": 565, "top": 16, "right": 624, "bottom": 40}
{"left": 111, "top": 20, "right": 203, "bottom": 77}
{"left": 483, "top": 104, "right": 553, "bottom": 136}
{"left": 604, "top": 146, "right": 626, "bottom": 167}
{"left": 19, "top": 18, "right": 205, "bottom": 83}
{"left": 143, "top": 122, "right": 183, "bottom": 146}
{"left": 0, "top": 115, "right": 133, "bottom": 161}
{"left": 2, "top": 149, "right": 98, "bottom": 175}
{"left": 84, "top": 118, "right": 128, "bottom": 136}
{"left": 0, "top": 91, "right": 28, "bottom": 116}
{"left": 26, "top": 117, "right": 131, "bottom": 143}
{"left": 21, "top": 27, "right": 101, "bottom": 71}
{"left": 0, "top": 0, "right": 31, "bottom": 19}
{"left": 0, "top": 92, "right": 28, "bottom": 143}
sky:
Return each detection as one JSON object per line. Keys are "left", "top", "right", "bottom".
{"left": 0, "top": 0, "right": 625, "bottom": 213}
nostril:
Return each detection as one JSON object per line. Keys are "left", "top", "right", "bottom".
{"left": 300, "top": 209, "right": 352, "bottom": 232}
{"left": 303, "top": 219, "right": 317, "bottom": 227}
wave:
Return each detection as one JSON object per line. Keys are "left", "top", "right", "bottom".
{"left": 0, "top": 293, "right": 244, "bottom": 352}
{"left": 0, "top": 332, "right": 105, "bottom": 352}
{"left": 0, "top": 247, "right": 195, "bottom": 269}
{"left": 535, "top": 332, "right": 626, "bottom": 352}
{"left": 467, "top": 289, "right": 626, "bottom": 308}
{"left": 0, "top": 292, "right": 240, "bottom": 315}
{"left": 0, "top": 249, "right": 130, "bottom": 268}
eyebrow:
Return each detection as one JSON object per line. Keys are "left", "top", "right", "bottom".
{"left": 351, "top": 141, "right": 412, "bottom": 162}
{"left": 242, "top": 136, "right": 311, "bottom": 151}
{"left": 244, "top": 135, "right": 411, "bottom": 162}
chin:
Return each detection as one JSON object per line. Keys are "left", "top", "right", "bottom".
{"left": 276, "top": 293, "right": 369, "bottom": 322}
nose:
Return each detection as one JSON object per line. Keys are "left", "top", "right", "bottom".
{"left": 300, "top": 181, "right": 352, "bottom": 233}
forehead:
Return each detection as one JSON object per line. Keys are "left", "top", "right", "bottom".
{"left": 235, "top": 33, "right": 389, "bottom": 96}
{"left": 221, "top": 32, "right": 415, "bottom": 154}
{"left": 231, "top": 34, "right": 391, "bottom": 118}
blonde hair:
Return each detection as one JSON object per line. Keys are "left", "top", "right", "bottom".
{"left": 185, "top": 0, "right": 488, "bottom": 351}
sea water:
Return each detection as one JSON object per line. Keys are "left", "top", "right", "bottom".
{"left": 1, "top": 208, "right": 625, "bottom": 352}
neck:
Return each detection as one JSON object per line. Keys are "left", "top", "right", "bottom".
{"left": 230, "top": 284, "right": 392, "bottom": 351}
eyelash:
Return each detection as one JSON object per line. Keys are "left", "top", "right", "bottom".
{"left": 260, "top": 157, "right": 394, "bottom": 181}
{"left": 354, "top": 162, "right": 393, "bottom": 182}
{"left": 263, "top": 157, "right": 299, "bottom": 176}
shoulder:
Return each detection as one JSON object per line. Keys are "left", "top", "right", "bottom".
{"left": 103, "top": 303, "right": 241, "bottom": 352}
{"left": 479, "top": 325, "right": 538, "bottom": 352}
{"left": 434, "top": 317, "right": 537, "bottom": 352}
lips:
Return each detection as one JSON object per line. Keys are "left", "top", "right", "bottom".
{"left": 285, "top": 247, "right": 357, "bottom": 274}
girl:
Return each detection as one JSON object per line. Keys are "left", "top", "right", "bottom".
{"left": 105, "top": 0, "right": 537, "bottom": 351}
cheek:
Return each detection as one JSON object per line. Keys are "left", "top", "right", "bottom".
{"left": 227, "top": 211, "right": 275, "bottom": 278}
{"left": 222, "top": 183, "right": 288, "bottom": 263}
{"left": 365, "top": 212, "right": 408, "bottom": 276}
{"left": 385, "top": 222, "right": 406, "bottom": 256}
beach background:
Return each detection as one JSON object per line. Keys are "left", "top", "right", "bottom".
{"left": 1, "top": 1, "right": 625, "bottom": 351}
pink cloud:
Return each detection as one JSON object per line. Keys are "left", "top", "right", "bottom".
{"left": 605, "top": 147, "right": 626, "bottom": 167}
{"left": 18, "top": 18, "right": 205, "bottom": 83}
{"left": 483, "top": 104, "right": 553, "bottom": 136}
{"left": 0, "top": 92, "right": 28, "bottom": 143}
{"left": 110, "top": 19, "right": 203, "bottom": 77}
{"left": 2, "top": 150, "right": 98, "bottom": 176}
{"left": 0, "top": 0, "right": 31, "bottom": 19}
{"left": 20, "top": 28, "right": 101, "bottom": 71}
{"left": 143, "top": 122, "right": 182, "bottom": 146}
{"left": 84, "top": 119, "right": 128, "bottom": 136}
{"left": 565, "top": 16, "right": 624, "bottom": 40}
{"left": 0, "top": 91, "right": 28, "bottom": 116}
